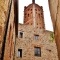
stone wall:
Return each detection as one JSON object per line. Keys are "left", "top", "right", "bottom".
{"left": 15, "top": 24, "right": 58, "bottom": 60}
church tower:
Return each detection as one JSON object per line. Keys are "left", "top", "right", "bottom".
{"left": 24, "top": 0, "right": 45, "bottom": 29}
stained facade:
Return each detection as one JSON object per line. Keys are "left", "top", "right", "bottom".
{"left": 0, "top": 0, "right": 18, "bottom": 60}
{"left": 49, "top": 0, "right": 60, "bottom": 59}
{"left": 15, "top": 0, "right": 58, "bottom": 60}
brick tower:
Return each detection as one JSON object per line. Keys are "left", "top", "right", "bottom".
{"left": 24, "top": 0, "right": 45, "bottom": 29}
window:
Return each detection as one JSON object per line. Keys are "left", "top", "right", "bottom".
{"left": 28, "top": 9, "right": 29, "bottom": 11}
{"left": 34, "top": 35, "right": 39, "bottom": 40}
{"left": 38, "top": 9, "right": 40, "bottom": 11}
{"left": 28, "top": 14, "right": 29, "bottom": 17}
{"left": 39, "top": 14, "right": 40, "bottom": 18}
{"left": 41, "top": 13, "right": 43, "bottom": 15}
{"left": 20, "top": 32, "right": 23, "bottom": 38}
{"left": 18, "top": 31, "right": 23, "bottom": 38}
{"left": 31, "top": 9, "right": 32, "bottom": 11}
{"left": 34, "top": 47, "right": 41, "bottom": 57}
{"left": 18, "top": 49, "right": 22, "bottom": 57}
{"left": 37, "top": 23, "right": 38, "bottom": 25}
{"left": 35, "top": 9, "right": 37, "bottom": 11}
{"left": 25, "top": 13, "right": 26, "bottom": 15}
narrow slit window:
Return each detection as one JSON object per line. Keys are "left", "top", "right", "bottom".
{"left": 18, "top": 31, "right": 23, "bottom": 38}
{"left": 18, "top": 49, "right": 22, "bottom": 57}
{"left": 28, "top": 14, "right": 29, "bottom": 17}
{"left": 20, "top": 32, "right": 23, "bottom": 38}
{"left": 39, "top": 14, "right": 40, "bottom": 18}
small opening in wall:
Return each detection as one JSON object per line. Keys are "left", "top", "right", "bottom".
{"left": 18, "top": 49, "right": 22, "bottom": 57}
{"left": 25, "top": 16, "right": 26, "bottom": 18}
{"left": 31, "top": 23, "right": 32, "bottom": 25}
{"left": 28, "top": 23, "right": 29, "bottom": 24}
{"left": 31, "top": 9, "right": 32, "bottom": 11}
{"left": 40, "top": 27, "right": 41, "bottom": 29}
{"left": 36, "top": 12, "right": 37, "bottom": 14}
{"left": 38, "top": 9, "right": 40, "bottom": 11}
{"left": 37, "top": 27, "right": 38, "bottom": 28}
{"left": 20, "top": 32, "right": 23, "bottom": 38}
{"left": 39, "top": 14, "right": 40, "bottom": 17}
{"left": 35, "top": 9, "right": 37, "bottom": 11}
{"left": 41, "top": 13, "right": 43, "bottom": 15}
{"left": 28, "top": 14, "right": 29, "bottom": 17}
{"left": 34, "top": 35, "right": 39, "bottom": 40}
{"left": 19, "top": 32, "right": 23, "bottom": 38}
{"left": 31, "top": 12, "right": 32, "bottom": 13}
{"left": 37, "top": 23, "right": 38, "bottom": 25}
{"left": 25, "top": 13, "right": 26, "bottom": 15}
{"left": 28, "top": 9, "right": 29, "bottom": 11}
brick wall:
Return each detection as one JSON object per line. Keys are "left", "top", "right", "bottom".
{"left": 24, "top": 3, "right": 45, "bottom": 29}
{"left": 15, "top": 24, "right": 58, "bottom": 60}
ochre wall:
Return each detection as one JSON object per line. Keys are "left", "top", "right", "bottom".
{"left": 0, "top": 0, "right": 16, "bottom": 60}
{"left": 3, "top": 0, "right": 15, "bottom": 60}
{"left": 49, "top": 0, "right": 60, "bottom": 60}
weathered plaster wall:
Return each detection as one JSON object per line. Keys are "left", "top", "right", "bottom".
{"left": 48, "top": 0, "right": 58, "bottom": 28}
{"left": 48, "top": 0, "right": 60, "bottom": 59}
{"left": 3, "top": 0, "right": 15, "bottom": 60}
{"left": 0, "top": 0, "right": 10, "bottom": 59}
{"left": 0, "top": 0, "right": 16, "bottom": 60}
